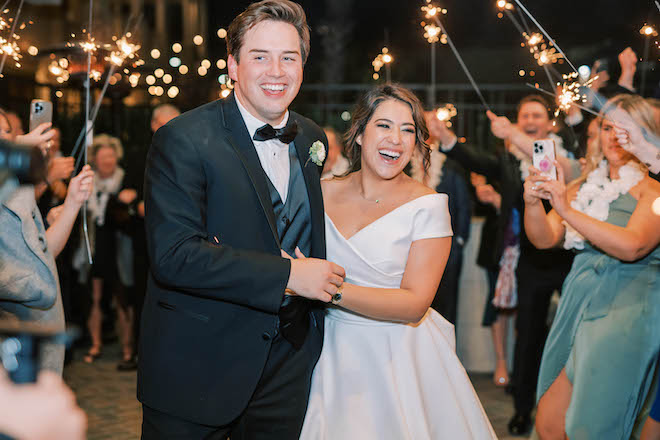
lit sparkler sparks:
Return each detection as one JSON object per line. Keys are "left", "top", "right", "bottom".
{"left": 0, "top": 0, "right": 30, "bottom": 75}
{"left": 372, "top": 47, "right": 393, "bottom": 81}
{"left": 554, "top": 71, "right": 597, "bottom": 117}
{"left": 496, "top": 0, "right": 514, "bottom": 10}
{"left": 420, "top": 2, "right": 447, "bottom": 44}
{"left": 640, "top": 24, "right": 658, "bottom": 37}
{"left": 522, "top": 32, "right": 563, "bottom": 66}
{"left": 107, "top": 33, "right": 141, "bottom": 67}
{"left": 421, "top": 1, "right": 447, "bottom": 19}
{"left": 435, "top": 103, "right": 457, "bottom": 127}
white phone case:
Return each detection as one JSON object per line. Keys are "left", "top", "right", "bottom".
{"left": 532, "top": 139, "right": 557, "bottom": 180}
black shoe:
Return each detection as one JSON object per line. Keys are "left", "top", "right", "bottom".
{"left": 117, "top": 357, "right": 137, "bottom": 371}
{"left": 508, "top": 413, "right": 532, "bottom": 436}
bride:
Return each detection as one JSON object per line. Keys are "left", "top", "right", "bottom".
{"left": 296, "top": 84, "right": 496, "bottom": 439}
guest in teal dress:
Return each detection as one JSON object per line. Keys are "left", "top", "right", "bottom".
{"left": 523, "top": 94, "right": 660, "bottom": 440}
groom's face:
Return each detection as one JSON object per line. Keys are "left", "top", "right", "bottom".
{"left": 228, "top": 20, "right": 303, "bottom": 126}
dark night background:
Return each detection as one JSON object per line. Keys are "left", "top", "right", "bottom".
{"left": 205, "top": 0, "right": 660, "bottom": 87}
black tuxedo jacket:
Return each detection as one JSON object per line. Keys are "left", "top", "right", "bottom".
{"left": 137, "top": 94, "right": 328, "bottom": 426}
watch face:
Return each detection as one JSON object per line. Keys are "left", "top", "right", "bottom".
{"left": 332, "top": 292, "right": 342, "bottom": 304}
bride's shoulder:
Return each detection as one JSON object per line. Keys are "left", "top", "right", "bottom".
{"left": 321, "top": 175, "right": 350, "bottom": 193}
{"left": 321, "top": 174, "right": 353, "bottom": 204}
{"left": 404, "top": 175, "right": 439, "bottom": 200}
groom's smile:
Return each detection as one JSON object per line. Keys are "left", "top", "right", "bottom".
{"left": 228, "top": 20, "right": 303, "bottom": 126}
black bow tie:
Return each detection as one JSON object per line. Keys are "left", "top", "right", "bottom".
{"left": 253, "top": 120, "right": 298, "bottom": 144}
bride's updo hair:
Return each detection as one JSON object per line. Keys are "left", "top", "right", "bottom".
{"left": 343, "top": 84, "right": 430, "bottom": 174}
{"left": 574, "top": 94, "right": 658, "bottom": 187}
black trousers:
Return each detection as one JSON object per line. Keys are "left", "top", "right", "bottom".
{"left": 431, "top": 246, "right": 463, "bottom": 325}
{"left": 512, "top": 261, "right": 568, "bottom": 415}
{"left": 141, "top": 318, "right": 322, "bottom": 440}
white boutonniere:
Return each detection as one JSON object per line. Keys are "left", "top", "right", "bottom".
{"left": 309, "top": 140, "right": 326, "bottom": 166}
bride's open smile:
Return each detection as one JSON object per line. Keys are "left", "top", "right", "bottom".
{"left": 357, "top": 99, "right": 417, "bottom": 179}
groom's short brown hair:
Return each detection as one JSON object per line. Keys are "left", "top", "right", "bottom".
{"left": 227, "top": 0, "right": 311, "bottom": 64}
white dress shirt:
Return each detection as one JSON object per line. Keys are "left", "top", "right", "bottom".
{"left": 235, "top": 95, "right": 291, "bottom": 204}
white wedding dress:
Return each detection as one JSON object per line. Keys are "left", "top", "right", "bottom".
{"left": 300, "top": 194, "right": 497, "bottom": 439}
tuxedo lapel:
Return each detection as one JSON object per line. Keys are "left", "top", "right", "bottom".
{"left": 218, "top": 95, "right": 281, "bottom": 248}
{"left": 291, "top": 115, "right": 326, "bottom": 259}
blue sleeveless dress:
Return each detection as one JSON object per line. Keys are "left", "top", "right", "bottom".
{"left": 536, "top": 192, "right": 660, "bottom": 439}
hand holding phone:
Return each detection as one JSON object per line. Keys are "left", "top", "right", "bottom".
{"left": 29, "top": 100, "right": 53, "bottom": 134}
{"left": 532, "top": 139, "right": 557, "bottom": 180}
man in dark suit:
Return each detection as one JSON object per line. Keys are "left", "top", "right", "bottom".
{"left": 138, "top": 2, "right": 345, "bottom": 439}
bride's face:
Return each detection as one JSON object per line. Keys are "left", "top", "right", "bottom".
{"left": 357, "top": 99, "right": 416, "bottom": 180}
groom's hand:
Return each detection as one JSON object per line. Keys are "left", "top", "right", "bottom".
{"left": 283, "top": 248, "right": 345, "bottom": 302}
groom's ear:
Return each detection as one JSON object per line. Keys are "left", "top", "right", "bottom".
{"left": 228, "top": 55, "right": 239, "bottom": 83}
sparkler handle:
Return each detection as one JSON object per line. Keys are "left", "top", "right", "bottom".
{"left": 503, "top": 9, "right": 525, "bottom": 35}
{"left": 82, "top": 202, "right": 93, "bottom": 264}
{"left": 512, "top": 0, "right": 578, "bottom": 73}
{"left": 432, "top": 16, "right": 491, "bottom": 112}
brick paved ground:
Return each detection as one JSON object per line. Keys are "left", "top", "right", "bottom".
{"left": 64, "top": 344, "right": 529, "bottom": 440}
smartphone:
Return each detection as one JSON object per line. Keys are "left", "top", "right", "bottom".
{"left": 532, "top": 139, "right": 557, "bottom": 180}
{"left": 29, "top": 99, "right": 53, "bottom": 133}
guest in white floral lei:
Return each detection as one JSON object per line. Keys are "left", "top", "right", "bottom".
{"left": 523, "top": 93, "right": 660, "bottom": 440}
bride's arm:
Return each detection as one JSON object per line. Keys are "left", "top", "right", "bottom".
{"left": 337, "top": 236, "right": 451, "bottom": 323}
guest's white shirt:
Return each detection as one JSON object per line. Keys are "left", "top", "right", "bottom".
{"left": 235, "top": 94, "right": 291, "bottom": 204}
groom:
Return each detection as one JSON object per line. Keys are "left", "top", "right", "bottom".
{"left": 138, "top": 1, "right": 345, "bottom": 438}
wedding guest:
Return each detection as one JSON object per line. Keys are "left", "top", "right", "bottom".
{"left": 410, "top": 110, "right": 471, "bottom": 326}
{"left": 122, "top": 104, "right": 182, "bottom": 371}
{"left": 0, "top": 369, "right": 87, "bottom": 440}
{"left": 432, "top": 95, "right": 575, "bottom": 435}
{"left": 321, "top": 127, "right": 349, "bottom": 178}
{"left": 525, "top": 94, "right": 660, "bottom": 439}
{"left": 6, "top": 110, "right": 24, "bottom": 138}
{"left": 0, "top": 119, "right": 94, "bottom": 374}
{"left": 471, "top": 172, "right": 513, "bottom": 387}
{"left": 150, "top": 104, "right": 180, "bottom": 134}
{"left": 77, "top": 134, "right": 136, "bottom": 369}
{"left": 36, "top": 129, "right": 72, "bottom": 214}
{"left": 641, "top": 365, "right": 660, "bottom": 440}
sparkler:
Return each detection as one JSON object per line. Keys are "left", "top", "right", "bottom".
{"left": 640, "top": 24, "right": 657, "bottom": 95}
{"left": 425, "top": 4, "right": 491, "bottom": 111}
{"left": 512, "top": 0, "right": 578, "bottom": 73}
{"left": 526, "top": 78, "right": 602, "bottom": 119}
{"left": 0, "top": 0, "right": 24, "bottom": 77}
{"left": 420, "top": 2, "right": 448, "bottom": 106}
{"left": 372, "top": 47, "right": 393, "bottom": 82}
{"left": 435, "top": 103, "right": 457, "bottom": 127}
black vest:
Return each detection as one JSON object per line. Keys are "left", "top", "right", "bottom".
{"left": 264, "top": 142, "right": 312, "bottom": 257}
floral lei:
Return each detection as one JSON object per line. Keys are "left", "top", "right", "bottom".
{"left": 563, "top": 159, "right": 645, "bottom": 250}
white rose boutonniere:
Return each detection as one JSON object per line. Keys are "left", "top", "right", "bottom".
{"left": 309, "top": 140, "right": 326, "bottom": 166}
